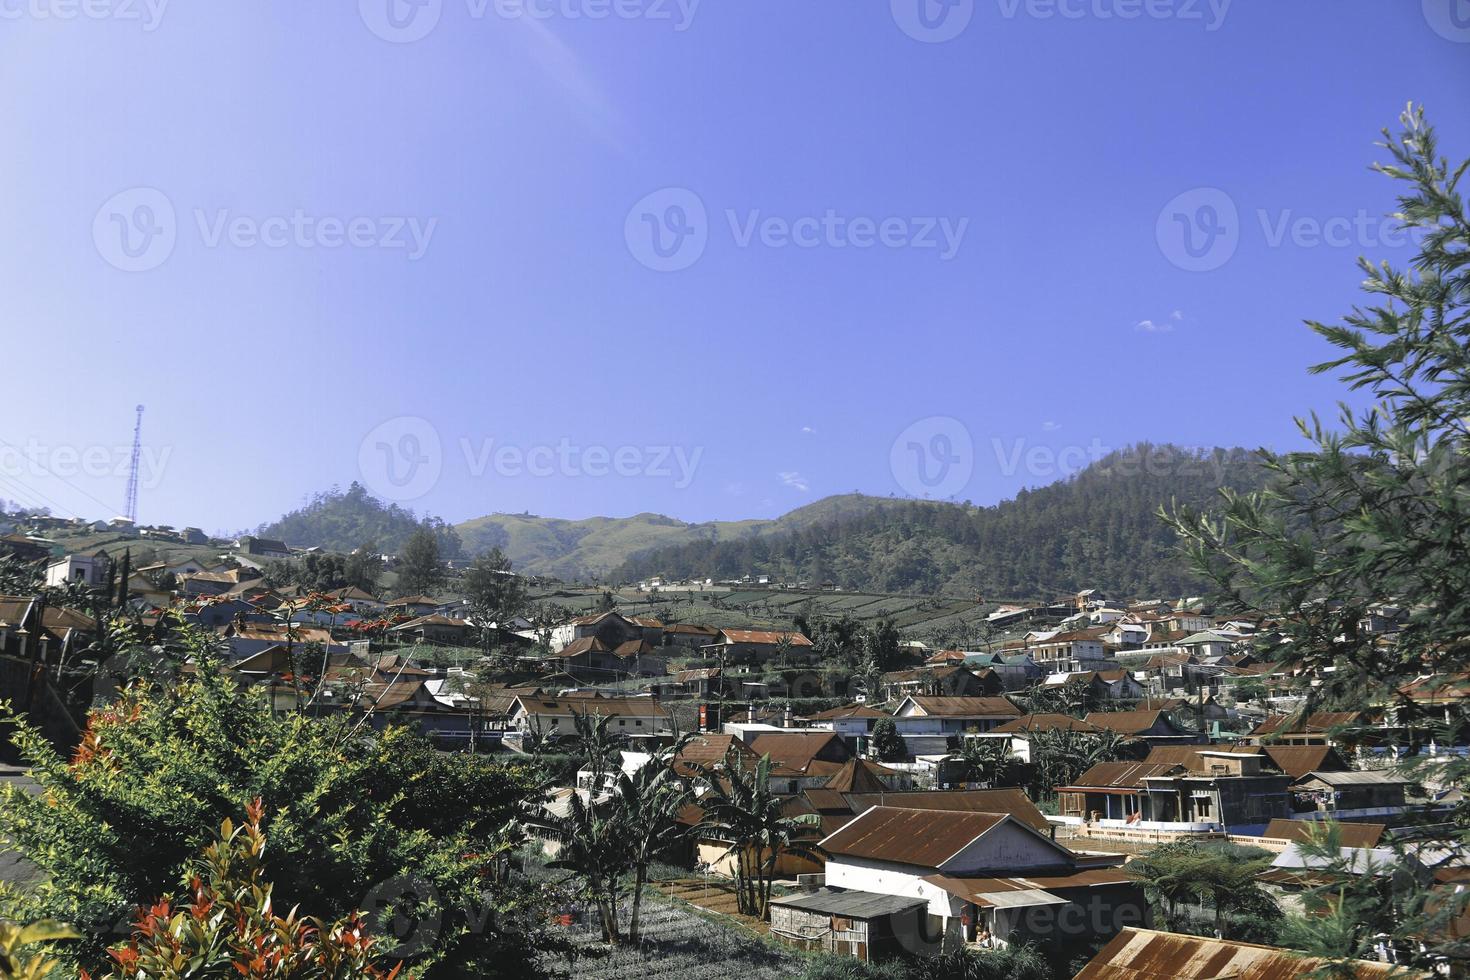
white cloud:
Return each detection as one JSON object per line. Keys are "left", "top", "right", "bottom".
{"left": 1135, "top": 319, "right": 1173, "bottom": 333}
{"left": 1170, "top": 309, "right": 1185, "bottom": 321}
{"left": 800, "top": 426, "right": 816, "bottom": 435}
{"left": 779, "top": 471, "right": 810, "bottom": 492}
{"left": 1042, "top": 421, "right": 1061, "bottom": 431}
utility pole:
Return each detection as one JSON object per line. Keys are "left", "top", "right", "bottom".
{"left": 124, "top": 405, "right": 144, "bottom": 523}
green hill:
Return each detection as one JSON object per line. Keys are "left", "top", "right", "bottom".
{"left": 614, "top": 444, "right": 1271, "bottom": 596}
{"left": 454, "top": 494, "right": 918, "bottom": 580}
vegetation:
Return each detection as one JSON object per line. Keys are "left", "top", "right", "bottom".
{"left": 618, "top": 445, "right": 1268, "bottom": 595}
{"left": 258, "top": 483, "right": 461, "bottom": 559}
{"left": 0, "top": 919, "right": 79, "bottom": 980}
{"left": 0, "top": 623, "right": 551, "bottom": 977}
{"left": 395, "top": 527, "right": 445, "bottom": 597}
{"left": 1164, "top": 105, "right": 1469, "bottom": 969}
{"left": 86, "top": 800, "right": 401, "bottom": 979}
{"left": 692, "top": 753, "right": 825, "bottom": 920}
{"left": 1127, "top": 840, "right": 1281, "bottom": 942}
{"left": 871, "top": 718, "right": 906, "bottom": 762}
{"left": 794, "top": 946, "right": 1051, "bottom": 980}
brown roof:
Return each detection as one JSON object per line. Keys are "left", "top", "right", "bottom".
{"left": 1142, "top": 745, "right": 1266, "bottom": 774}
{"left": 718, "top": 628, "right": 813, "bottom": 646}
{"left": 800, "top": 704, "right": 889, "bottom": 721}
{"left": 555, "top": 636, "right": 610, "bottom": 657}
{"left": 923, "top": 867, "right": 1132, "bottom": 906}
{"left": 820, "top": 807, "right": 1007, "bottom": 868}
{"left": 991, "top": 714, "right": 1101, "bottom": 735}
{"left": 821, "top": 759, "right": 895, "bottom": 794}
{"left": 902, "top": 696, "right": 1020, "bottom": 717}
{"left": 670, "top": 734, "right": 756, "bottom": 774}
{"left": 512, "top": 695, "right": 667, "bottom": 719}
{"left": 839, "top": 790, "right": 1050, "bottom": 833}
{"left": 1084, "top": 710, "right": 1188, "bottom": 736}
{"left": 613, "top": 639, "right": 657, "bottom": 657}
{"left": 1062, "top": 761, "right": 1184, "bottom": 790}
{"left": 1074, "top": 927, "right": 1405, "bottom": 979}
{"left": 1260, "top": 745, "right": 1349, "bottom": 779}
{"left": 1251, "top": 711, "right": 1365, "bottom": 736}
{"left": 747, "top": 732, "right": 845, "bottom": 771}
{"left": 1261, "top": 818, "right": 1386, "bottom": 849}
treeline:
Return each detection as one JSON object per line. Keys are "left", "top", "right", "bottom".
{"left": 257, "top": 481, "right": 462, "bottom": 557}
{"left": 615, "top": 444, "right": 1269, "bottom": 596}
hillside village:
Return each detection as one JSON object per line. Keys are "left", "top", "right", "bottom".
{"left": 2, "top": 503, "right": 1466, "bottom": 978}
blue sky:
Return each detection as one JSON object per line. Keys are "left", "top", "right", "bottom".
{"left": 0, "top": 0, "right": 1466, "bottom": 534}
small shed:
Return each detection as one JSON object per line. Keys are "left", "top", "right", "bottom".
{"left": 769, "top": 888, "right": 926, "bottom": 962}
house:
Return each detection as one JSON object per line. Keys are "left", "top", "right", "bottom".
{"left": 326, "top": 586, "right": 385, "bottom": 615}
{"left": 610, "top": 639, "right": 668, "bottom": 678}
{"left": 0, "top": 595, "right": 98, "bottom": 666}
{"left": 1247, "top": 711, "right": 1368, "bottom": 748}
{"left": 1257, "top": 843, "right": 1432, "bottom": 918}
{"left": 1083, "top": 710, "right": 1202, "bottom": 746}
{"left": 220, "top": 622, "right": 344, "bottom": 661}
{"left": 891, "top": 696, "right": 1023, "bottom": 756}
{"left": 1176, "top": 629, "right": 1239, "bottom": 660}
{"left": 1025, "top": 627, "right": 1111, "bottom": 672}
{"left": 548, "top": 611, "right": 646, "bottom": 653}
{"left": 0, "top": 534, "right": 54, "bottom": 562}
{"left": 1058, "top": 747, "right": 1292, "bottom": 831}
{"left": 1259, "top": 817, "right": 1386, "bottom": 850}
{"left": 180, "top": 527, "right": 209, "bottom": 545}
{"left": 1040, "top": 670, "right": 1144, "bottom": 703}
{"left": 650, "top": 666, "right": 725, "bottom": 699}
{"left": 389, "top": 614, "right": 475, "bottom": 646}
{"left": 1073, "top": 927, "right": 1404, "bottom": 979}
{"left": 506, "top": 694, "right": 671, "bottom": 741}
{"left": 236, "top": 536, "right": 292, "bottom": 559}
{"left": 794, "top": 806, "right": 1145, "bottom": 959}
{"left": 704, "top": 628, "right": 815, "bottom": 664}
{"left": 983, "top": 714, "right": 1102, "bottom": 763}
{"left": 880, "top": 666, "right": 999, "bottom": 702}
{"left": 1289, "top": 770, "right": 1415, "bottom": 818}
{"left": 789, "top": 788, "right": 1052, "bottom": 840}
{"left": 385, "top": 595, "right": 443, "bottom": 618}
{"left": 799, "top": 704, "right": 891, "bottom": 744}
{"left": 43, "top": 552, "right": 111, "bottom": 589}
{"left": 661, "top": 622, "right": 720, "bottom": 650}
{"left": 747, "top": 731, "right": 853, "bottom": 772}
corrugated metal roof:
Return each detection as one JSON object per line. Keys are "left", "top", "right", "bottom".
{"left": 840, "top": 790, "right": 1051, "bottom": 832}
{"left": 769, "top": 887, "right": 924, "bottom": 919}
{"left": 903, "top": 696, "right": 1021, "bottom": 717}
{"left": 1061, "top": 762, "right": 1183, "bottom": 790}
{"left": 1074, "top": 927, "right": 1407, "bottom": 979}
{"left": 1261, "top": 819, "right": 1385, "bottom": 849}
{"left": 819, "top": 807, "right": 1005, "bottom": 868}
{"left": 1291, "top": 769, "right": 1412, "bottom": 786}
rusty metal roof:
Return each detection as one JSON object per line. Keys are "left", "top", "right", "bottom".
{"left": 902, "top": 696, "right": 1021, "bottom": 717}
{"left": 1060, "top": 761, "right": 1183, "bottom": 791}
{"left": 1074, "top": 927, "right": 1407, "bottom": 979}
{"left": 840, "top": 789, "right": 1051, "bottom": 833}
{"left": 819, "top": 807, "right": 1005, "bottom": 868}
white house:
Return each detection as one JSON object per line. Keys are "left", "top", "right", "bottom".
{"left": 44, "top": 553, "right": 110, "bottom": 589}
{"left": 891, "top": 696, "right": 1023, "bottom": 756}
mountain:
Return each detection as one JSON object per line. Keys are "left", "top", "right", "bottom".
{"left": 454, "top": 494, "right": 918, "bottom": 580}
{"left": 257, "top": 483, "right": 463, "bottom": 557}
{"left": 613, "top": 444, "right": 1271, "bottom": 597}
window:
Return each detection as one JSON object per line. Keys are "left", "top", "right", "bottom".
{"left": 636, "top": 720, "right": 643, "bottom": 726}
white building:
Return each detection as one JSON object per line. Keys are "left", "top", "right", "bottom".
{"left": 44, "top": 553, "right": 111, "bottom": 589}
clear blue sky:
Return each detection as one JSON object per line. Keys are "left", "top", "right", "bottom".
{"left": 1, "top": 0, "right": 1466, "bottom": 534}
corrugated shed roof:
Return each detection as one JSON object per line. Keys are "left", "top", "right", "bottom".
{"left": 1260, "top": 745, "right": 1348, "bottom": 779}
{"left": 835, "top": 789, "right": 1051, "bottom": 833}
{"left": 747, "top": 732, "right": 845, "bottom": 770}
{"left": 1085, "top": 710, "right": 1184, "bottom": 735}
{"left": 1074, "top": 927, "right": 1406, "bottom": 979}
{"left": 991, "top": 714, "right": 1101, "bottom": 734}
{"left": 819, "top": 806, "right": 1005, "bottom": 867}
{"left": 1063, "top": 761, "right": 1183, "bottom": 790}
{"left": 821, "top": 758, "right": 895, "bottom": 793}
{"left": 718, "top": 629, "right": 813, "bottom": 646}
{"left": 1262, "top": 819, "right": 1385, "bottom": 849}
{"left": 770, "top": 888, "right": 925, "bottom": 919}
{"left": 1251, "top": 711, "right": 1365, "bottom": 736}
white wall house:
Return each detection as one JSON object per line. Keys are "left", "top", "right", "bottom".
{"left": 44, "top": 553, "right": 110, "bottom": 589}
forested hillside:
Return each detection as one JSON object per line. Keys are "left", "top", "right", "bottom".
{"left": 257, "top": 482, "right": 463, "bottom": 557}
{"left": 614, "top": 444, "right": 1270, "bottom": 596}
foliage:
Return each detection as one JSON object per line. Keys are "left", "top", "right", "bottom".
{"left": 0, "top": 919, "right": 79, "bottom": 980}
{"left": 84, "top": 800, "right": 401, "bottom": 979}
{"left": 461, "top": 549, "right": 529, "bottom": 645}
{"left": 395, "top": 527, "right": 445, "bottom": 598}
{"left": 0, "top": 624, "right": 551, "bottom": 977}
{"left": 259, "top": 483, "right": 461, "bottom": 559}
{"left": 1026, "top": 727, "right": 1141, "bottom": 800}
{"left": 957, "top": 737, "right": 1023, "bottom": 787}
{"left": 870, "top": 718, "right": 906, "bottom": 762}
{"left": 794, "top": 945, "right": 1051, "bottom": 980}
{"left": 692, "top": 752, "right": 825, "bottom": 919}
{"left": 1127, "top": 840, "right": 1280, "bottom": 942}
{"left": 1162, "top": 105, "right": 1469, "bottom": 968}
{"left": 617, "top": 445, "right": 1269, "bottom": 595}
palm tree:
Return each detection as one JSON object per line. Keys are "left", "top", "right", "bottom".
{"left": 692, "top": 751, "right": 825, "bottom": 919}
{"left": 613, "top": 733, "right": 694, "bottom": 942}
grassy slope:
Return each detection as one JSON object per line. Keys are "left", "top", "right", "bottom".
{"left": 454, "top": 494, "right": 918, "bottom": 580}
